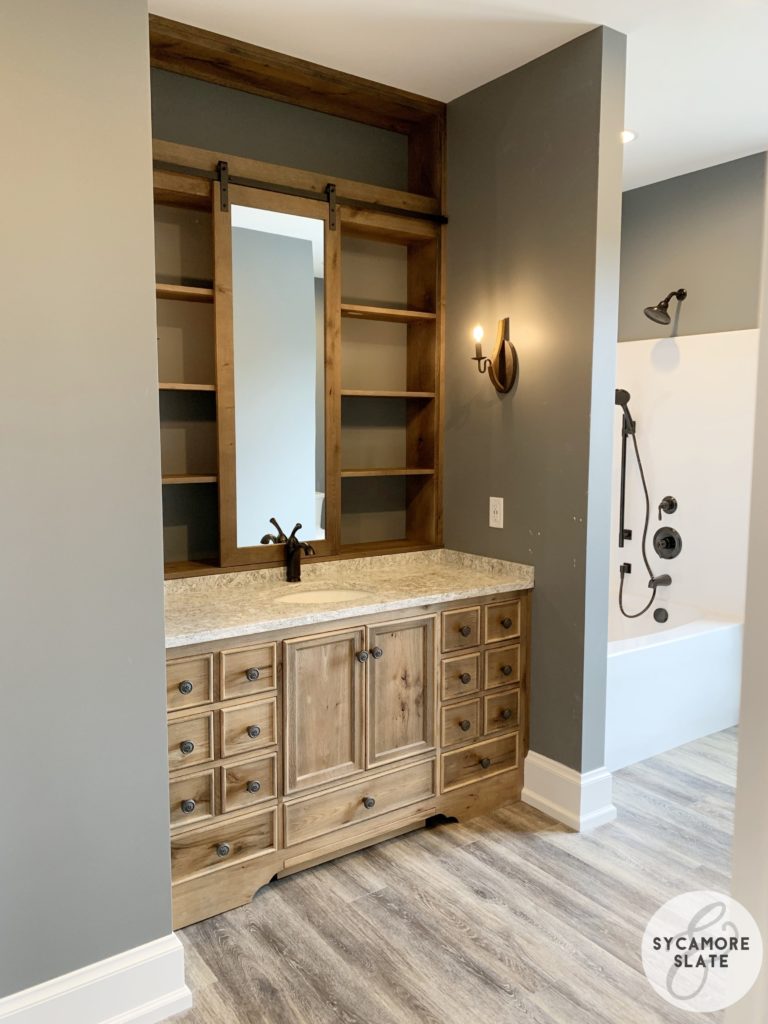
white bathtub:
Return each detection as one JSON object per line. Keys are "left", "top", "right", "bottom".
{"left": 605, "top": 600, "right": 742, "bottom": 771}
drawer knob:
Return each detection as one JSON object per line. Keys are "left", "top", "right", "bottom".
{"left": 247, "top": 780, "right": 261, "bottom": 794}
{"left": 245, "top": 667, "right": 260, "bottom": 682}
{"left": 216, "top": 843, "right": 231, "bottom": 858}
{"left": 501, "top": 664, "right": 514, "bottom": 676}
{"left": 356, "top": 650, "right": 369, "bottom": 663}
{"left": 459, "top": 672, "right": 472, "bottom": 685}
{"left": 459, "top": 719, "right": 472, "bottom": 732}
{"left": 178, "top": 680, "right": 193, "bottom": 695}
{"left": 501, "top": 617, "right": 513, "bottom": 629}
{"left": 480, "top": 757, "right": 492, "bottom": 769}
{"left": 247, "top": 724, "right": 261, "bottom": 739}
{"left": 459, "top": 625, "right": 472, "bottom": 638}
{"left": 362, "top": 796, "right": 376, "bottom": 809}
{"left": 501, "top": 708, "right": 513, "bottom": 721}
{"left": 180, "top": 799, "right": 196, "bottom": 814}
{"left": 371, "top": 646, "right": 383, "bottom": 660}
{"left": 179, "top": 740, "right": 195, "bottom": 755}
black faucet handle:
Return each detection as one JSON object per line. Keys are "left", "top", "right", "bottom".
{"left": 269, "top": 517, "right": 288, "bottom": 542}
{"left": 288, "top": 522, "right": 303, "bottom": 542}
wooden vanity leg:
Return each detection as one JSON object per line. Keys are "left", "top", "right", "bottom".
{"left": 172, "top": 858, "right": 279, "bottom": 929}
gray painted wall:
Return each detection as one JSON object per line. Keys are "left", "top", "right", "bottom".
{"left": 445, "top": 27, "right": 626, "bottom": 773}
{"left": 151, "top": 68, "right": 408, "bottom": 191}
{"left": 0, "top": 0, "right": 171, "bottom": 997}
{"left": 620, "top": 153, "right": 767, "bottom": 341}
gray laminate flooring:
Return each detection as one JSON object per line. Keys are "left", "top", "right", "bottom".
{"left": 173, "top": 727, "right": 737, "bottom": 1024}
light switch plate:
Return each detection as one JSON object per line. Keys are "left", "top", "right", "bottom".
{"left": 489, "top": 496, "right": 504, "bottom": 529}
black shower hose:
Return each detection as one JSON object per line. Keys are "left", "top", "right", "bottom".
{"left": 618, "top": 430, "right": 658, "bottom": 619}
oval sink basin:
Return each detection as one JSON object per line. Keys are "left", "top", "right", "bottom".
{"left": 273, "top": 588, "right": 374, "bottom": 605}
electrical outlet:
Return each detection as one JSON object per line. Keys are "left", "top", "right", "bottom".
{"left": 489, "top": 496, "right": 504, "bottom": 529}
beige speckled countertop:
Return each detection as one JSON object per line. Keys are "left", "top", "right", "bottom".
{"left": 165, "top": 549, "right": 534, "bottom": 649}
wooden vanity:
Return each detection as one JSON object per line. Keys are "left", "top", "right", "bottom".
{"left": 165, "top": 562, "right": 531, "bottom": 928}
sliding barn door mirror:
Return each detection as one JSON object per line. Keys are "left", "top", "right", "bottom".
{"left": 214, "top": 183, "right": 340, "bottom": 566}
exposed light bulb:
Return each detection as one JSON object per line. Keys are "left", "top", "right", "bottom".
{"left": 472, "top": 325, "right": 484, "bottom": 343}
{"left": 620, "top": 130, "right": 637, "bottom": 144}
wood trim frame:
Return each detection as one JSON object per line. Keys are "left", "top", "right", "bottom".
{"left": 213, "top": 181, "right": 341, "bottom": 566}
{"left": 149, "top": 15, "right": 446, "bottom": 206}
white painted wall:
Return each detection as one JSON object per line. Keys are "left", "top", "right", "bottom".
{"left": 610, "top": 330, "right": 759, "bottom": 628}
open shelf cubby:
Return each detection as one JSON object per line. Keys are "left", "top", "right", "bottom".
{"left": 338, "top": 212, "right": 442, "bottom": 551}
{"left": 155, "top": 197, "right": 219, "bottom": 570}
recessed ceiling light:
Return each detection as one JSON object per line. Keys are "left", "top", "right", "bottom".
{"left": 621, "top": 130, "right": 637, "bottom": 144}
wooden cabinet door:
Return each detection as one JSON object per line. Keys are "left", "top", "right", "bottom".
{"left": 366, "top": 616, "right": 436, "bottom": 768}
{"left": 284, "top": 627, "right": 366, "bottom": 793}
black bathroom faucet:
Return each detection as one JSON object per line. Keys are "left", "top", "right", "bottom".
{"left": 260, "top": 518, "right": 315, "bottom": 582}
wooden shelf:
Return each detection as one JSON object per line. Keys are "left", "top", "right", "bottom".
{"left": 341, "top": 389, "right": 435, "bottom": 399}
{"left": 156, "top": 283, "right": 214, "bottom": 303}
{"left": 162, "top": 474, "right": 218, "bottom": 485}
{"left": 341, "top": 468, "right": 434, "bottom": 478}
{"left": 341, "top": 303, "right": 435, "bottom": 324}
{"left": 164, "top": 559, "right": 219, "bottom": 579}
{"left": 159, "top": 382, "right": 216, "bottom": 392}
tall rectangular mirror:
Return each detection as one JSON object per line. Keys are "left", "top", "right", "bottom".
{"left": 214, "top": 184, "right": 340, "bottom": 566}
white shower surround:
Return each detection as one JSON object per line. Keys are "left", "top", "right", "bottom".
{"left": 605, "top": 329, "right": 759, "bottom": 771}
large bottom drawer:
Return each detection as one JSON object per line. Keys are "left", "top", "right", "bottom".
{"left": 441, "top": 733, "right": 519, "bottom": 791}
{"left": 171, "top": 806, "right": 277, "bottom": 883}
{"left": 284, "top": 758, "right": 436, "bottom": 847}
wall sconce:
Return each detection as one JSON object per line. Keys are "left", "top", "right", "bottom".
{"left": 471, "top": 318, "right": 519, "bottom": 394}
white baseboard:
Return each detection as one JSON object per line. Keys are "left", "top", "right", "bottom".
{"left": 522, "top": 750, "right": 617, "bottom": 831}
{"left": 0, "top": 934, "right": 191, "bottom": 1024}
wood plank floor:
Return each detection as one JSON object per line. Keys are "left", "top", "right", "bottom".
{"left": 173, "top": 728, "right": 737, "bottom": 1024}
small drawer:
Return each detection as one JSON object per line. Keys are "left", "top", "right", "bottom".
{"left": 222, "top": 753, "right": 277, "bottom": 814}
{"left": 441, "top": 652, "right": 480, "bottom": 701}
{"left": 441, "top": 733, "right": 519, "bottom": 792}
{"left": 169, "top": 769, "right": 215, "bottom": 829}
{"left": 442, "top": 607, "right": 480, "bottom": 653}
{"left": 484, "top": 599, "right": 521, "bottom": 644}
{"left": 484, "top": 643, "right": 521, "bottom": 691}
{"left": 171, "top": 806, "right": 277, "bottom": 883}
{"left": 221, "top": 644, "right": 276, "bottom": 701}
{"left": 220, "top": 698, "right": 277, "bottom": 758}
{"left": 168, "top": 712, "right": 213, "bottom": 771}
{"left": 440, "top": 699, "right": 481, "bottom": 748}
{"left": 483, "top": 689, "right": 521, "bottom": 735}
{"left": 284, "top": 758, "right": 435, "bottom": 847}
{"left": 166, "top": 655, "right": 213, "bottom": 713}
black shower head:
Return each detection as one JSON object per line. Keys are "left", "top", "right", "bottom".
{"left": 644, "top": 288, "right": 687, "bottom": 326}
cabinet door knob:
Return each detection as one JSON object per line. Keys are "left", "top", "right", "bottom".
{"left": 179, "top": 740, "right": 195, "bottom": 755}
{"left": 216, "top": 843, "right": 231, "bottom": 858}
{"left": 459, "top": 672, "right": 472, "bottom": 684}
{"left": 362, "top": 796, "right": 375, "bottom": 809}
{"left": 501, "top": 617, "right": 513, "bottom": 629}
{"left": 480, "top": 757, "right": 491, "bottom": 769}
{"left": 501, "top": 708, "right": 513, "bottom": 721}
{"left": 356, "top": 650, "right": 369, "bottom": 663}
{"left": 245, "top": 667, "right": 260, "bottom": 682}
{"left": 247, "top": 724, "right": 261, "bottom": 739}
{"left": 459, "top": 719, "right": 471, "bottom": 732}
{"left": 247, "top": 780, "right": 261, "bottom": 794}
{"left": 371, "top": 646, "right": 383, "bottom": 659}
{"left": 178, "top": 680, "right": 193, "bottom": 695}
{"left": 459, "top": 625, "right": 472, "bottom": 638}
{"left": 501, "top": 664, "right": 514, "bottom": 676}
{"left": 180, "top": 799, "right": 196, "bottom": 814}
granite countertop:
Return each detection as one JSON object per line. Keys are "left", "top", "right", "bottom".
{"left": 164, "top": 549, "right": 534, "bottom": 649}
